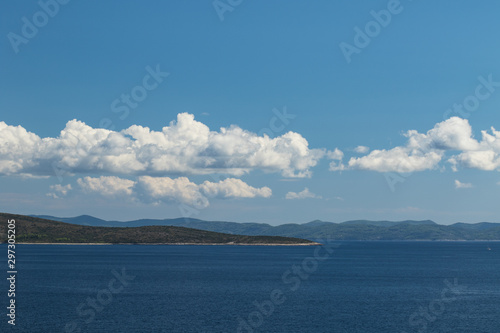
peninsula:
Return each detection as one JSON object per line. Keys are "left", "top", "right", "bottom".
{"left": 0, "top": 213, "right": 318, "bottom": 246}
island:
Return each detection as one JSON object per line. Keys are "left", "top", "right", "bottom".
{"left": 0, "top": 213, "right": 319, "bottom": 246}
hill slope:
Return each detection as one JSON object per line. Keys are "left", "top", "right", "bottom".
{"left": 29, "top": 215, "right": 500, "bottom": 241}
{"left": 0, "top": 213, "right": 317, "bottom": 245}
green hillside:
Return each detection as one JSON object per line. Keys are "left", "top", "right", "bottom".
{"left": 0, "top": 213, "right": 317, "bottom": 245}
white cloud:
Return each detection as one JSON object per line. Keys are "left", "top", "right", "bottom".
{"left": 285, "top": 187, "right": 321, "bottom": 200}
{"left": 329, "top": 161, "right": 346, "bottom": 172}
{"left": 449, "top": 150, "right": 500, "bottom": 171}
{"left": 0, "top": 113, "right": 324, "bottom": 178}
{"left": 47, "top": 184, "right": 72, "bottom": 199}
{"left": 200, "top": 178, "right": 272, "bottom": 199}
{"left": 345, "top": 117, "right": 500, "bottom": 173}
{"left": 75, "top": 175, "right": 271, "bottom": 208}
{"left": 455, "top": 180, "right": 473, "bottom": 189}
{"left": 327, "top": 148, "right": 346, "bottom": 171}
{"left": 135, "top": 176, "right": 209, "bottom": 208}
{"left": 78, "top": 176, "right": 135, "bottom": 197}
{"left": 5, "top": 115, "right": 500, "bottom": 179}
{"left": 414, "top": 116, "right": 479, "bottom": 151}
{"left": 0, "top": 121, "right": 40, "bottom": 175}
{"left": 448, "top": 126, "right": 500, "bottom": 171}
{"left": 348, "top": 147, "right": 443, "bottom": 173}
{"left": 354, "top": 146, "right": 370, "bottom": 154}
{"left": 327, "top": 148, "right": 344, "bottom": 160}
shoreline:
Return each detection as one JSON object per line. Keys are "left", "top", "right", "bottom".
{"left": 3, "top": 240, "right": 499, "bottom": 245}
{"left": 7, "top": 242, "right": 322, "bottom": 246}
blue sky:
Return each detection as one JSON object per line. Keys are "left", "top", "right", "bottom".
{"left": 1, "top": 0, "right": 500, "bottom": 224}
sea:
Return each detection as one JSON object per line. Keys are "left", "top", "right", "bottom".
{"left": 1, "top": 241, "right": 499, "bottom": 332}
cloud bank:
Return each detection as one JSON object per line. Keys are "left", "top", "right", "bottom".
{"left": 0, "top": 113, "right": 325, "bottom": 178}
{"left": 336, "top": 117, "right": 500, "bottom": 173}
{"left": 3, "top": 115, "right": 499, "bottom": 181}
{"left": 70, "top": 176, "right": 271, "bottom": 208}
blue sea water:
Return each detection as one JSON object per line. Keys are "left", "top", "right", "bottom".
{"left": 1, "top": 241, "right": 499, "bottom": 332}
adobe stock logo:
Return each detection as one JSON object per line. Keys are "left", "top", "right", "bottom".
{"left": 339, "top": 0, "right": 404, "bottom": 64}
{"left": 108, "top": 65, "right": 170, "bottom": 124}
{"left": 64, "top": 268, "right": 136, "bottom": 333}
{"left": 7, "top": 0, "right": 71, "bottom": 54}
{"left": 213, "top": 0, "right": 243, "bottom": 22}
{"left": 442, "top": 74, "right": 500, "bottom": 120}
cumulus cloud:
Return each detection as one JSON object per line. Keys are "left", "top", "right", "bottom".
{"left": 73, "top": 175, "right": 271, "bottom": 208}
{"left": 0, "top": 122, "right": 40, "bottom": 175}
{"left": 285, "top": 188, "right": 321, "bottom": 200}
{"left": 348, "top": 147, "right": 444, "bottom": 173}
{"left": 455, "top": 180, "right": 473, "bottom": 189}
{"left": 200, "top": 178, "right": 272, "bottom": 199}
{"left": 345, "top": 117, "right": 500, "bottom": 173}
{"left": 47, "top": 184, "right": 72, "bottom": 199}
{"left": 0, "top": 113, "right": 324, "bottom": 178}
{"left": 135, "top": 176, "right": 209, "bottom": 207}
{"left": 448, "top": 125, "right": 500, "bottom": 171}
{"left": 354, "top": 146, "right": 370, "bottom": 154}
{"left": 327, "top": 148, "right": 345, "bottom": 171}
{"left": 327, "top": 148, "right": 344, "bottom": 160}
{"left": 449, "top": 150, "right": 500, "bottom": 171}
{"left": 78, "top": 176, "right": 135, "bottom": 197}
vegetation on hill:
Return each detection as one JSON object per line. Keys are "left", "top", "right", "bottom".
{"left": 31, "top": 215, "right": 500, "bottom": 241}
{"left": 0, "top": 213, "right": 317, "bottom": 245}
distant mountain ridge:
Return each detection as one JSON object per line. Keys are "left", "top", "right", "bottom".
{"left": 29, "top": 215, "right": 500, "bottom": 241}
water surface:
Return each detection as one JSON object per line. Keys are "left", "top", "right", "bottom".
{"left": 1, "top": 241, "right": 499, "bottom": 332}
